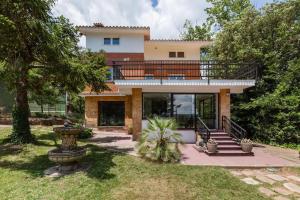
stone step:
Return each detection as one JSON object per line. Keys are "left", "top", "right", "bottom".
{"left": 215, "top": 140, "right": 238, "bottom": 145}
{"left": 211, "top": 136, "right": 233, "bottom": 140}
{"left": 217, "top": 145, "right": 242, "bottom": 150}
{"left": 205, "top": 150, "right": 254, "bottom": 156}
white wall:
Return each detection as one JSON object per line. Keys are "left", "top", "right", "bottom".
{"left": 144, "top": 42, "right": 201, "bottom": 60}
{"left": 142, "top": 120, "right": 196, "bottom": 143}
{"left": 86, "top": 33, "right": 144, "bottom": 53}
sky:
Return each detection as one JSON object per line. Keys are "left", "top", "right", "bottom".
{"left": 52, "top": 0, "right": 275, "bottom": 45}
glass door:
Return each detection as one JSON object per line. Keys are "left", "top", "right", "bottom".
{"left": 98, "top": 101, "right": 125, "bottom": 126}
{"left": 196, "top": 94, "right": 216, "bottom": 129}
{"left": 172, "top": 94, "right": 195, "bottom": 129}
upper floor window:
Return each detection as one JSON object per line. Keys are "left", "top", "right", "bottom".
{"left": 177, "top": 52, "right": 185, "bottom": 58}
{"left": 169, "top": 51, "right": 185, "bottom": 58}
{"left": 169, "top": 52, "right": 176, "bottom": 58}
{"left": 168, "top": 74, "right": 185, "bottom": 80}
{"left": 112, "top": 38, "right": 120, "bottom": 45}
{"left": 104, "top": 38, "right": 111, "bottom": 45}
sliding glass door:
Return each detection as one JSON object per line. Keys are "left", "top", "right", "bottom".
{"left": 142, "top": 93, "right": 217, "bottom": 129}
{"left": 196, "top": 94, "right": 216, "bottom": 129}
{"left": 172, "top": 94, "right": 195, "bottom": 129}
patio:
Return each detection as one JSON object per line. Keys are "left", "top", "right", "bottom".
{"left": 90, "top": 129, "right": 300, "bottom": 168}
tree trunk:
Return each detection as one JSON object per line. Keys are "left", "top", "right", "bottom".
{"left": 11, "top": 67, "right": 34, "bottom": 143}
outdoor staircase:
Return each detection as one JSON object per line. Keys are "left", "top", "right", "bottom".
{"left": 204, "top": 131, "right": 254, "bottom": 156}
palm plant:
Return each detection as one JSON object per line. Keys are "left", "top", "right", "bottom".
{"left": 137, "top": 117, "right": 182, "bottom": 163}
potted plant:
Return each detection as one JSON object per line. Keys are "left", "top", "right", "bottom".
{"left": 207, "top": 139, "right": 218, "bottom": 153}
{"left": 241, "top": 139, "right": 253, "bottom": 153}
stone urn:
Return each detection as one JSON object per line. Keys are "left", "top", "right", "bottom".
{"left": 206, "top": 139, "right": 218, "bottom": 153}
{"left": 48, "top": 125, "right": 86, "bottom": 172}
{"left": 240, "top": 139, "right": 253, "bottom": 153}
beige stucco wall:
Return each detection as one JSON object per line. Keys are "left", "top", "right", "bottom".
{"left": 84, "top": 96, "right": 132, "bottom": 128}
{"left": 144, "top": 41, "right": 211, "bottom": 60}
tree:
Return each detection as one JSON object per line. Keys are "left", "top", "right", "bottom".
{"left": 181, "top": 20, "right": 212, "bottom": 41}
{"left": 0, "top": 0, "right": 108, "bottom": 143}
{"left": 205, "top": 0, "right": 252, "bottom": 29}
{"left": 211, "top": 0, "right": 300, "bottom": 145}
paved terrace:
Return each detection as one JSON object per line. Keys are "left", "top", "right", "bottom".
{"left": 90, "top": 129, "right": 300, "bottom": 168}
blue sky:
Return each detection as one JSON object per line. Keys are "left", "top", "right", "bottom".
{"left": 53, "top": 0, "right": 276, "bottom": 42}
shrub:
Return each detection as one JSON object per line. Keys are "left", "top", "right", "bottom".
{"left": 73, "top": 124, "right": 94, "bottom": 139}
{"left": 137, "top": 117, "right": 182, "bottom": 163}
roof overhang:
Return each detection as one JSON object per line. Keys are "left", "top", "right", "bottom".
{"left": 145, "top": 40, "right": 212, "bottom": 47}
{"left": 78, "top": 26, "right": 150, "bottom": 37}
{"left": 113, "top": 79, "right": 255, "bottom": 94}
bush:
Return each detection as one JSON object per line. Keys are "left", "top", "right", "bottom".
{"left": 137, "top": 117, "right": 182, "bottom": 163}
{"left": 73, "top": 124, "right": 94, "bottom": 139}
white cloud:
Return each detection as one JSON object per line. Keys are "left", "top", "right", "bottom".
{"left": 52, "top": 0, "right": 209, "bottom": 41}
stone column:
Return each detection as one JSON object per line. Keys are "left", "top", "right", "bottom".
{"left": 219, "top": 89, "right": 230, "bottom": 129}
{"left": 131, "top": 88, "right": 142, "bottom": 141}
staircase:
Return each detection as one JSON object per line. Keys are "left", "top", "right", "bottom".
{"left": 204, "top": 131, "right": 254, "bottom": 156}
{"left": 196, "top": 116, "right": 254, "bottom": 156}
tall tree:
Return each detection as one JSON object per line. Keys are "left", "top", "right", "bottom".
{"left": 0, "top": 0, "right": 108, "bottom": 143}
{"left": 205, "top": 0, "right": 252, "bottom": 29}
{"left": 181, "top": 20, "right": 212, "bottom": 41}
{"left": 211, "top": 0, "right": 300, "bottom": 144}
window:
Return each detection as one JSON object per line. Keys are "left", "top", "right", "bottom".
{"left": 144, "top": 74, "right": 154, "bottom": 80}
{"left": 99, "top": 101, "right": 125, "bottom": 126}
{"left": 173, "top": 94, "right": 195, "bottom": 128}
{"left": 112, "top": 38, "right": 120, "bottom": 45}
{"left": 169, "top": 51, "right": 185, "bottom": 58}
{"left": 177, "top": 52, "right": 184, "bottom": 58}
{"left": 168, "top": 74, "right": 184, "bottom": 80}
{"left": 104, "top": 38, "right": 111, "bottom": 45}
{"left": 169, "top": 52, "right": 176, "bottom": 58}
{"left": 143, "top": 93, "right": 171, "bottom": 118}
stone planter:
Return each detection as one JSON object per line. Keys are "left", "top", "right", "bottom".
{"left": 207, "top": 143, "right": 218, "bottom": 153}
{"left": 241, "top": 143, "right": 253, "bottom": 153}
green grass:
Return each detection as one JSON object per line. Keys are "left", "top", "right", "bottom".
{"left": 0, "top": 126, "right": 269, "bottom": 200}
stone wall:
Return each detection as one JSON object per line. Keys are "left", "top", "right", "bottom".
{"left": 219, "top": 89, "right": 231, "bottom": 128}
{"left": 84, "top": 95, "right": 132, "bottom": 128}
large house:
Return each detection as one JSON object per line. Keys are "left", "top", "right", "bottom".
{"left": 78, "top": 23, "right": 257, "bottom": 144}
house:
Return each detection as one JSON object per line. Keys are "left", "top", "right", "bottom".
{"left": 78, "top": 23, "right": 257, "bottom": 144}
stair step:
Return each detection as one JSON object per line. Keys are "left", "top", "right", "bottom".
{"left": 211, "top": 137, "right": 232, "bottom": 140}
{"left": 210, "top": 133, "right": 229, "bottom": 137}
{"left": 205, "top": 150, "right": 254, "bottom": 156}
{"left": 217, "top": 145, "right": 242, "bottom": 150}
{"left": 215, "top": 140, "right": 238, "bottom": 145}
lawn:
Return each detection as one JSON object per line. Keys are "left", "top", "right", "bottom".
{"left": 0, "top": 126, "right": 269, "bottom": 200}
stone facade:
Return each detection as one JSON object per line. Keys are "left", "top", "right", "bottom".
{"left": 84, "top": 95, "right": 132, "bottom": 128}
{"left": 219, "top": 88, "right": 231, "bottom": 128}
{"left": 131, "top": 88, "right": 142, "bottom": 140}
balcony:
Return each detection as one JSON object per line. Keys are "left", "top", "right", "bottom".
{"left": 111, "top": 60, "right": 258, "bottom": 82}
{"left": 110, "top": 60, "right": 258, "bottom": 94}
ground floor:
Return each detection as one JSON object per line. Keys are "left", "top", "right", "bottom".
{"left": 84, "top": 88, "right": 231, "bottom": 142}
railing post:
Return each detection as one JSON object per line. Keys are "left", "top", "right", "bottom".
{"left": 160, "top": 61, "right": 162, "bottom": 85}
{"left": 112, "top": 61, "right": 116, "bottom": 80}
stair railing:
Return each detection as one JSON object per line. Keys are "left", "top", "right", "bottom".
{"left": 222, "top": 116, "right": 247, "bottom": 142}
{"left": 196, "top": 117, "right": 211, "bottom": 143}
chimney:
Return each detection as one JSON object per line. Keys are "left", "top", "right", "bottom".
{"left": 93, "top": 22, "right": 104, "bottom": 27}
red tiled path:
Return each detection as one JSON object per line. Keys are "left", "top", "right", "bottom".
{"left": 180, "top": 144, "right": 300, "bottom": 168}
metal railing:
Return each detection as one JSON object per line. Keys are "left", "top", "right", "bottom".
{"left": 111, "top": 60, "right": 258, "bottom": 82}
{"left": 196, "top": 117, "right": 211, "bottom": 143}
{"left": 222, "top": 116, "right": 247, "bottom": 142}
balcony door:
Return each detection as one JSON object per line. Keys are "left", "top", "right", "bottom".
{"left": 98, "top": 101, "right": 125, "bottom": 126}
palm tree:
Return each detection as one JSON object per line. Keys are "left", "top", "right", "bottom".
{"left": 137, "top": 117, "right": 182, "bottom": 162}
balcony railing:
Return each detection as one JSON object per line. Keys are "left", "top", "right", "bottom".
{"left": 111, "top": 60, "right": 258, "bottom": 82}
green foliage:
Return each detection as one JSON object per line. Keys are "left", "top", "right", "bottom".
{"left": 181, "top": 20, "right": 212, "bottom": 41}
{"left": 0, "top": 1, "right": 109, "bottom": 143}
{"left": 211, "top": 0, "right": 300, "bottom": 145}
{"left": 73, "top": 124, "right": 94, "bottom": 139}
{"left": 205, "top": 0, "right": 252, "bottom": 29}
{"left": 138, "top": 117, "right": 182, "bottom": 163}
